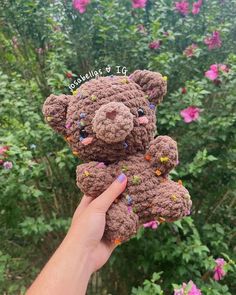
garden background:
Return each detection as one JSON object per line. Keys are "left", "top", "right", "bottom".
{"left": 0, "top": 0, "right": 236, "bottom": 294}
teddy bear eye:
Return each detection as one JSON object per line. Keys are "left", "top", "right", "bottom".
{"left": 80, "top": 128, "right": 88, "bottom": 138}
{"left": 138, "top": 108, "right": 145, "bottom": 117}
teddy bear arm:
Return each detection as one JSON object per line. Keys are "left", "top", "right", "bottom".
{"left": 150, "top": 179, "right": 192, "bottom": 221}
{"left": 146, "top": 135, "right": 179, "bottom": 175}
{"left": 76, "top": 162, "right": 114, "bottom": 197}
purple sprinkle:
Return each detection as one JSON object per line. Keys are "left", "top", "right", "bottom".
{"left": 149, "top": 103, "right": 155, "bottom": 110}
{"left": 79, "top": 136, "right": 84, "bottom": 141}
{"left": 79, "top": 112, "right": 86, "bottom": 119}
{"left": 110, "top": 75, "right": 114, "bottom": 78}
{"left": 123, "top": 142, "right": 128, "bottom": 149}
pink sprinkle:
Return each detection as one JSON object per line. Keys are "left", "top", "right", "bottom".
{"left": 65, "top": 122, "right": 72, "bottom": 129}
{"left": 138, "top": 116, "right": 149, "bottom": 125}
{"left": 96, "top": 162, "right": 106, "bottom": 168}
{"left": 128, "top": 206, "right": 132, "bottom": 213}
{"left": 81, "top": 137, "right": 93, "bottom": 145}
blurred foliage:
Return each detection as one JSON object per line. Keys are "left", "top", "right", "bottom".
{"left": 0, "top": 0, "right": 236, "bottom": 294}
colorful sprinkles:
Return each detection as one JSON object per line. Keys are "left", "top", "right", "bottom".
{"left": 132, "top": 175, "right": 141, "bottom": 185}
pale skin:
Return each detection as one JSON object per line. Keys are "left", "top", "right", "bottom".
{"left": 26, "top": 173, "right": 127, "bottom": 295}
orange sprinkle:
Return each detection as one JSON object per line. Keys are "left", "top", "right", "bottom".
{"left": 114, "top": 238, "right": 121, "bottom": 245}
{"left": 155, "top": 169, "right": 162, "bottom": 176}
{"left": 145, "top": 154, "right": 151, "bottom": 161}
{"left": 66, "top": 135, "right": 73, "bottom": 142}
{"left": 178, "top": 180, "right": 183, "bottom": 185}
{"left": 72, "top": 151, "right": 79, "bottom": 156}
{"left": 158, "top": 217, "right": 166, "bottom": 223}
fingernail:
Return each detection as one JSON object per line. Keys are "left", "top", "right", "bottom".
{"left": 117, "top": 173, "right": 126, "bottom": 183}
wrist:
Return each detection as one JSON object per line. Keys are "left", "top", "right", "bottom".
{"left": 65, "top": 225, "right": 95, "bottom": 274}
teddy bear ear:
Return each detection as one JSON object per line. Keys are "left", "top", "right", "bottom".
{"left": 42, "top": 94, "right": 71, "bottom": 136}
{"left": 129, "top": 70, "right": 167, "bottom": 105}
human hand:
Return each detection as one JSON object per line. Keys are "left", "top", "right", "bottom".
{"left": 67, "top": 173, "right": 127, "bottom": 274}
{"left": 26, "top": 173, "right": 127, "bottom": 295}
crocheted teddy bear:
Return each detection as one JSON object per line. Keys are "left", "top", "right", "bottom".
{"left": 42, "top": 70, "right": 192, "bottom": 244}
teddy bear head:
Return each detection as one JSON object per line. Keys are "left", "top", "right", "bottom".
{"left": 42, "top": 70, "right": 167, "bottom": 163}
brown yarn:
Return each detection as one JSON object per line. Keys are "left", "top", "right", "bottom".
{"left": 42, "top": 70, "right": 192, "bottom": 243}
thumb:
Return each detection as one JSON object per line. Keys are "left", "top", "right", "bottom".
{"left": 90, "top": 173, "right": 127, "bottom": 212}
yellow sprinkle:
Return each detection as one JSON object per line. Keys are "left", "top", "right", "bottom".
{"left": 72, "top": 89, "right": 79, "bottom": 96}
{"left": 160, "top": 156, "right": 169, "bottom": 163}
{"left": 155, "top": 169, "right": 162, "bottom": 176}
{"left": 163, "top": 76, "right": 168, "bottom": 81}
{"left": 91, "top": 94, "right": 97, "bottom": 101}
{"left": 72, "top": 151, "right": 79, "bottom": 156}
{"left": 120, "top": 78, "right": 129, "bottom": 84}
{"left": 171, "top": 194, "right": 177, "bottom": 202}
{"left": 121, "top": 165, "right": 129, "bottom": 172}
{"left": 84, "top": 170, "right": 90, "bottom": 177}
{"left": 46, "top": 116, "right": 53, "bottom": 122}
{"left": 132, "top": 175, "right": 141, "bottom": 185}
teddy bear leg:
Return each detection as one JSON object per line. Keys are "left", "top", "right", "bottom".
{"left": 103, "top": 201, "right": 139, "bottom": 244}
{"left": 150, "top": 179, "right": 192, "bottom": 221}
{"left": 146, "top": 136, "right": 179, "bottom": 175}
{"left": 76, "top": 162, "right": 115, "bottom": 198}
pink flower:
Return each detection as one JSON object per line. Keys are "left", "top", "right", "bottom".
{"left": 143, "top": 220, "right": 159, "bottom": 229}
{"left": 204, "top": 31, "right": 222, "bottom": 50}
{"left": 213, "top": 258, "right": 226, "bottom": 281}
{"left": 192, "top": 0, "right": 203, "bottom": 15}
{"left": 174, "top": 281, "right": 201, "bottom": 295}
{"left": 3, "top": 161, "right": 13, "bottom": 170}
{"left": 205, "top": 64, "right": 219, "bottom": 80}
{"left": 180, "top": 106, "right": 200, "bottom": 123}
{"left": 0, "top": 146, "right": 9, "bottom": 155}
{"left": 188, "top": 281, "right": 202, "bottom": 295}
{"left": 72, "top": 0, "right": 90, "bottom": 14}
{"left": 183, "top": 44, "right": 198, "bottom": 57}
{"left": 132, "top": 0, "right": 147, "bottom": 9}
{"left": 219, "top": 64, "right": 229, "bottom": 72}
{"left": 137, "top": 24, "right": 147, "bottom": 34}
{"left": 175, "top": 1, "right": 189, "bottom": 15}
{"left": 149, "top": 40, "right": 161, "bottom": 50}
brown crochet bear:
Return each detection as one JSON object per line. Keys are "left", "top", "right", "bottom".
{"left": 42, "top": 70, "right": 192, "bottom": 244}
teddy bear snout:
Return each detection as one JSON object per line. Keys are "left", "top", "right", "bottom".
{"left": 92, "top": 102, "right": 134, "bottom": 143}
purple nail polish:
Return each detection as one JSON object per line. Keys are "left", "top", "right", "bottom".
{"left": 117, "top": 173, "right": 126, "bottom": 183}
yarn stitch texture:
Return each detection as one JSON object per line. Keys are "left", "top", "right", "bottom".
{"left": 42, "top": 70, "right": 192, "bottom": 243}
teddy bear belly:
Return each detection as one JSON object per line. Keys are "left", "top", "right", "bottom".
{"left": 113, "top": 154, "right": 191, "bottom": 222}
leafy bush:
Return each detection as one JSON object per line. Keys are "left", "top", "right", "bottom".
{"left": 0, "top": 0, "right": 235, "bottom": 294}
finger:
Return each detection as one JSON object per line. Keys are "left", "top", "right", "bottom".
{"left": 72, "top": 195, "right": 93, "bottom": 221}
{"left": 91, "top": 173, "right": 127, "bottom": 212}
